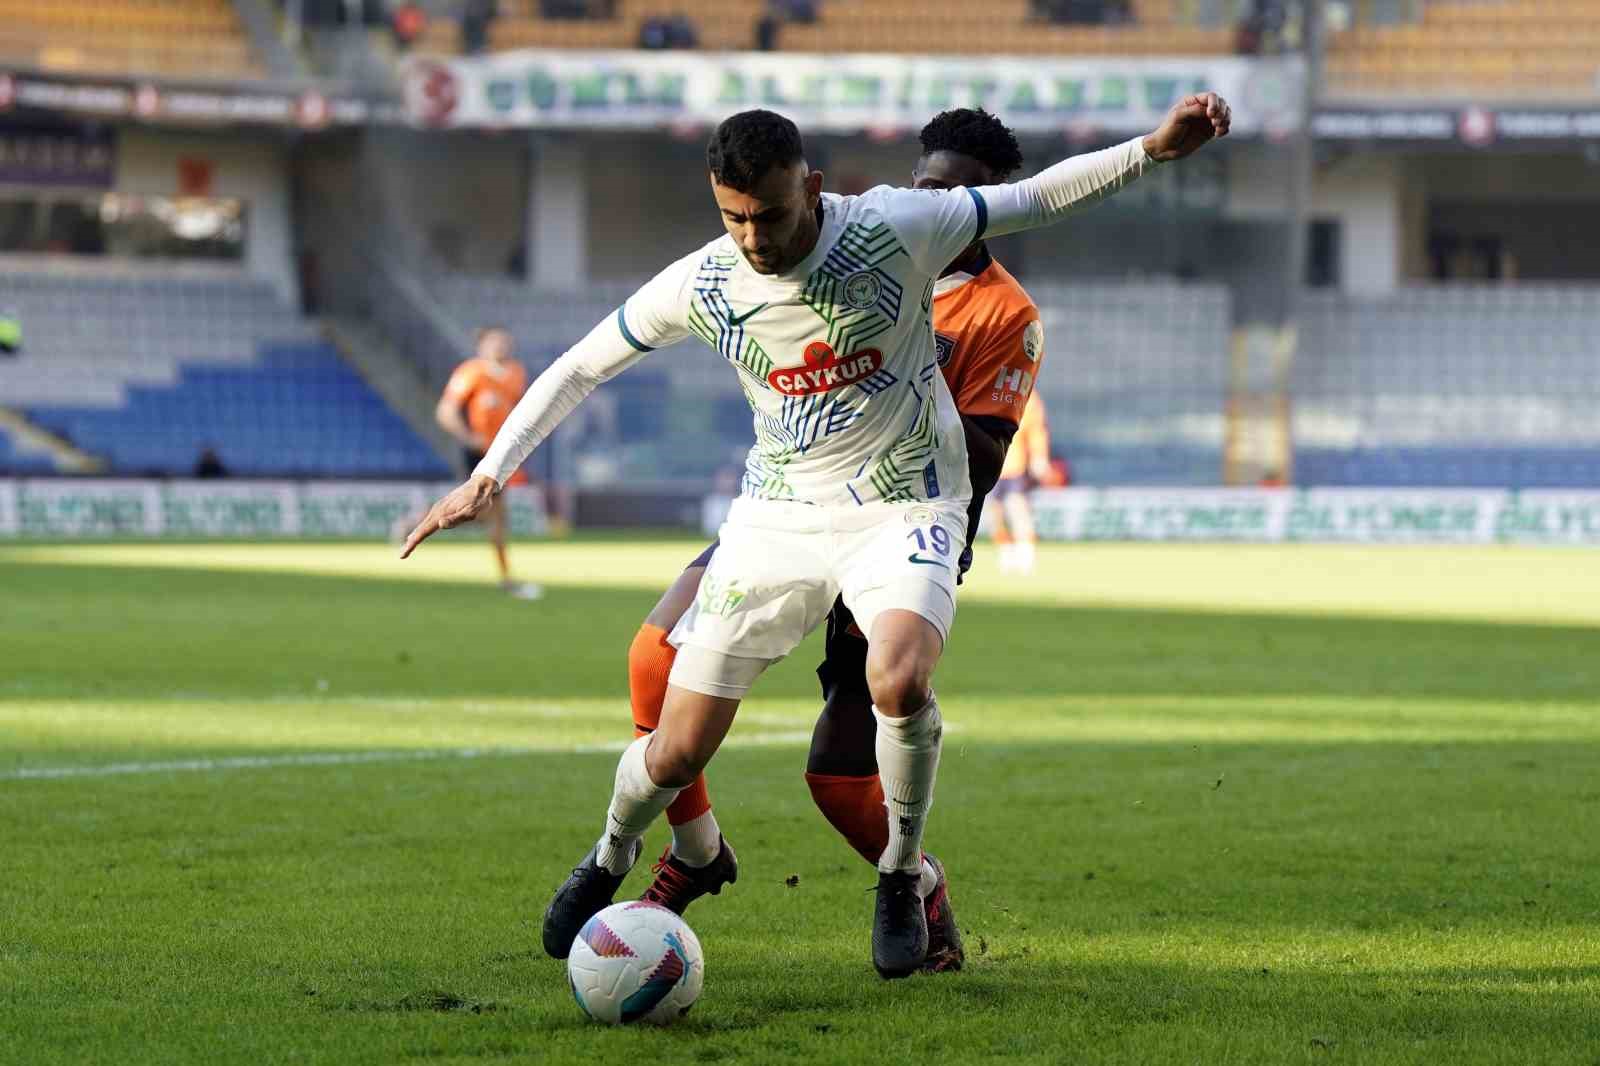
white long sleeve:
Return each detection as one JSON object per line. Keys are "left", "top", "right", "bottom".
{"left": 469, "top": 249, "right": 701, "bottom": 488}
{"left": 877, "top": 137, "right": 1161, "bottom": 273}
{"left": 470, "top": 312, "right": 651, "bottom": 487}
{"left": 979, "top": 137, "right": 1160, "bottom": 238}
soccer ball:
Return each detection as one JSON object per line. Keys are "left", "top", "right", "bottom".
{"left": 567, "top": 901, "right": 704, "bottom": 1025}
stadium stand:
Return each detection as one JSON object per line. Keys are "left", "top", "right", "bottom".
{"left": 413, "top": 0, "right": 1233, "bottom": 56}
{"left": 1029, "top": 281, "right": 1232, "bottom": 485}
{"left": 1292, "top": 286, "right": 1600, "bottom": 488}
{"left": 428, "top": 274, "right": 1233, "bottom": 485}
{"left": 1323, "top": 0, "right": 1600, "bottom": 99}
{"left": 0, "top": 0, "right": 265, "bottom": 80}
{"left": 0, "top": 424, "right": 59, "bottom": 475}
{"left": 0, "top": 265, "right": 447, "bottom": 478}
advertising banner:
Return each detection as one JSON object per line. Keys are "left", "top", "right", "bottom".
{"left": 0, "top": 479, "right": 547, "bottom": 539}
{"left": 702, "top": 487, "right": 1600, "bottom": 545}
{"left": 404, "top": 51, "right": 1303, "bottom": 137}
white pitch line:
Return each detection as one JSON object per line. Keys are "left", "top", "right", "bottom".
{"left": 0, "top": 731, "right": 818, "bottom": 782}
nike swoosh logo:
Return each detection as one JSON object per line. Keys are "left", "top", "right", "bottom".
{"left": 728, "top": 302, "right": 769, "bottom": 326}
{"left": 908, "top": 553, "right": 947, "bottom": 569}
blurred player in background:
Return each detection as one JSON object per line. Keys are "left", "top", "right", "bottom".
{"left": 435, "top": 326, "right": 540, "bottom": 598}
{"left": 622, "top": 107, "right": 1047, "bottom": 974}
{"left": 989, "top": 392, "right": 1059, "bottom": 575}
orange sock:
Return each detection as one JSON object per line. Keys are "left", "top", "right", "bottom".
{"left": 628, "top": 623, "right": 711, "bottom": 826}
{"left": 805, "top": 771, "right": 889, "bottom": 865}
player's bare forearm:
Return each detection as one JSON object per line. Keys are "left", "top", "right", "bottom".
{"left": 961, "top": 413, "right": 1014, "bottom": 549}
{"left": 400, "top": 474, "right": 498, "bottom": 558}
{"left": 434, "top": 400, "right": 476, "bottom": 447}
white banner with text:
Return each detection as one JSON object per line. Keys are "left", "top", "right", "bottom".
{"left": 404, "top": 51, "right": 1302, "bottom": 136}
{"left": 700, "top": 487, "right": 1600, "bottom": 545}
{"left": 0, "top": 479, "right": 547, "bottom": 539}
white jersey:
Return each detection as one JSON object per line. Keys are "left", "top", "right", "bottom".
{"left": 618, "top": 187, "right": 986, "bottom": 507}
{"left": 474, "top": 137, "right": 1159, "bottom": 505}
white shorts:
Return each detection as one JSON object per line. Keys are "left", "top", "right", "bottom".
{"left": 667, "top": 496, "right": 968, "bottom": 699}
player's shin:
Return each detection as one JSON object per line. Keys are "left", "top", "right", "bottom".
{"left": 872, "top": 695, "right": 943, "bottom": 874}
{"left": 805, "top": 772, "right": 890, "bottom": 864}
{"left": 596, "top": 735, "right": 682, "bottom": 874}
{"left": 629, "top": 624, "right": 720, "bottom": 866}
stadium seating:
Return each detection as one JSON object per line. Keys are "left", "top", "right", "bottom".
{"left": 433, "top": 274, "right": 1600, "bottom": 490}
{"left": 0, "top": 424, "right": 59, "bottom": 475}
{"left": 0, "top": 265, "right": 448, "bottom": 478}
{"left": 1292, "top": 286, "right": 1600, "bottom": 488}
{"left": 1324, "top": 0, "right": 1600, "bottom": 99}
{"left": 414, "top": 0, "right": 1233, "bottom": 56}
{"left": 0, "top": 0, "right": 264, "bottom": 80}
{"left": 428, "top": 274, "right": 1233, "bottom": 485}
{"left": 1029, "top": 280, "right": 1232, "bottom": 485}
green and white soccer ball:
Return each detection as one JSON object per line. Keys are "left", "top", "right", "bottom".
{"left": 567, "top": 901, "right": 704, "bottom": 1025}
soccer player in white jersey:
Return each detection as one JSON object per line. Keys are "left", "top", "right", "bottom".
{"left": 402, "top": 92, "right": 1231, "bottom": 977}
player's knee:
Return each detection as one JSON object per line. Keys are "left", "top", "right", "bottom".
{"left": 644, "top": 734, "right": 706, "bottom": 789}
{"left": 865, "top": 658, "right": 931, "bottom": 718}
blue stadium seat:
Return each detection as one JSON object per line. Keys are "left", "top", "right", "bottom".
{"left": 26, "top": 340, "right": 451, "bottom": 479}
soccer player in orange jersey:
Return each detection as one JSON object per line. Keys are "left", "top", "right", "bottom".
{"left": 435, "top": 327, "right": 538, "bottom": 596}
{"left": 990, "top": 391, "right": 1055, "bottom": 575}
{"left": 623, "top": 109, "right": 1046, "bottom": 971}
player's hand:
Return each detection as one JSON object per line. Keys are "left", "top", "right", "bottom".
{"left": 400, "top": 475, "right": 498, "bottom": 559}
{"left": 1142, "top": 92, "right": 1231, "bottom": 162}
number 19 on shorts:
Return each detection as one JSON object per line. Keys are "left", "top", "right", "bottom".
{"left": 907, "top": 524, "right": 952, "bottom": 568}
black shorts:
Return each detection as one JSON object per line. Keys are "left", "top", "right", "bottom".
{"left": 683, "top": 538, "right": 868, "bottom": 698}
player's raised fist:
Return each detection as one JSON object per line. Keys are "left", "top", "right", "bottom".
{"left": 1142, "top": 92, "right": 1231, "bottom": 162}
{"left": 400, "top": 475, "right": 498, "bottom": 558}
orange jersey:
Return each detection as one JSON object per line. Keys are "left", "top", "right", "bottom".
{"left": 932, "top": 252, "right": 1044, "bottom": 428}
{"left": 442, "top": 356, "right": 528, "bottom": 445}
{"left": 1000, "top": 391, "right": 1050, "bottom": 479}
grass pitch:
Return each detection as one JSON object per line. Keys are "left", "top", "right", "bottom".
{"left": 3, "top": 538, "right": 1599, "bottom": 1065}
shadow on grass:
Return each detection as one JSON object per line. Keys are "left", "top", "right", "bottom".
{"left": 5, "top": 560, "right": 1598, "bottom": 705}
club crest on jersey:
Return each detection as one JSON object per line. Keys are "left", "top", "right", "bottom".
{"left": 933, "top": 331, "right": 957, "bottom": 368}
{"left": 843, "top": 271, "right": 882, "bottom": 310}
{"left": 1023, "top": 319, "right": 1043, "bottom": 363}
{"left": 768, "top": 340, "right": 884, "bottom": 396}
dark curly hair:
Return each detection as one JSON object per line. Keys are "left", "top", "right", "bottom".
{"left": 707, "top": 109, "right": 805, "bottom": 192}
{"left": 918, "top": 108, "right": 1024, "bottom": 182}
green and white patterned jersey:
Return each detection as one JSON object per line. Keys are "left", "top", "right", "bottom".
{"left": 614, "top": 187, "right": 987, "bottom": 507}
{"left": 474, "top": 138, "right": 1159, "bottom": 505}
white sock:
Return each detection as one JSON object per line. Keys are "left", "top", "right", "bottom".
{"left": 1016, "top": 540, "right": 1036, "bottom": 573}
{"left": 595, "top": 735, "right": 681, "bottom": 875}
{"left": 998, "top": 543, "right": 1018, "bottom": 572}
{"left": 917, "top": 856, "right": 938, "bottom": 898}
{"left": 873, "top": 695, "right": 943, "bottom": 875}
{"left": 670, "top": 809, "right": 722, "bottom": 868}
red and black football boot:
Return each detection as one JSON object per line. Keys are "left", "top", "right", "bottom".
{"left": 919, "top": 854, "right": 964, "bottom": 973}
{"left": 639, "top": 836, "right": 738, "bottom": 915}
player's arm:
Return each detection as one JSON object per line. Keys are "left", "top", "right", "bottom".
{"left": 949, "top": 310, "right": 1045, "bottom": 574}
{"left": 960, "top": 412, "right": 1016, "bottom": 555}
{"left": 435, "top": 366, "right": 480, "bottom": 447}
{"left": 402, "top": 255, "right": 697, "bottom": 557}
{"left": 979, "top": 93, "right": 1229, "bottom": 238}
{"left": 434, "top": 394, "right": 476, "bottom": 448}
{"left": 885, "top": 94, "right": 1230, "bottom": 275}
